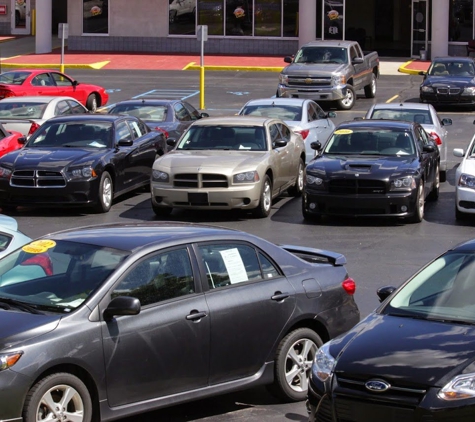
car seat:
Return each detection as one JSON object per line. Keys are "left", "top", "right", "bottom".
{"left": 395, "top": 133, "right": 412, "bottom": 153}
{"left": 432, "top": 63, "right": 449, "bottom": 76}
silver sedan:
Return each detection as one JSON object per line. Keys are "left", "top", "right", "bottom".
{"left": 365, "top": 102, "right": 452, "bottom": 182}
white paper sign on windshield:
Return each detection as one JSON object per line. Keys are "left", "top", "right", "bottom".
{"left": 219, "top": 248, "right": 248, "bottom": 284}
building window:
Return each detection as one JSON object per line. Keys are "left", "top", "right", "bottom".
{"left": 226, "top": 0, "right": 252, "bottom": 35}
{"left": 169, "top": 0, "right": 197, "bottom": 35}
{"left": 198, "top": 0, "right": 223, "bottom": 35}
{"left": 254, "top": 0, "right": 281, "bottom": 37}
{"left": 450, "top": 0, "right": 473, "bottom": 41}
{"left": 82, "top": 0, "right": 108, "bottom": 34}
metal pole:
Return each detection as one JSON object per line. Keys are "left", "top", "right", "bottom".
{"left": 200, "top": 33, "right": 205, "bottom": 109}
{"left": 60, "top": 24, "right": 65, "bottom": 73}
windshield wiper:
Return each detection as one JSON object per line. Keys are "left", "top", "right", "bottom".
{"left": 0, "top": 297, "right": 43, "bottom": 314}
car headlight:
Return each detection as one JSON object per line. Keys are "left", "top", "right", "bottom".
{"left": 152, "top": 170, "right": 169, "bottom": 183}
{"left": 0, "top": 351, "right": 22, "bottom": 371}
{"left": 70, "top": 167, "right": 96, "bottom": 179}
{"left": 331, "top": 74, "right": 346, "bottom": 86}
{"left": 458, "top": 173, "right": 475, "bottom": 189}
{"left": 390, "top": 176, "right": 416, "bottom": 191}
{"left": 0, "top": 166, "right": 12, "bottom": 179}
{"left": 279, "top": 73, "right": 288, "bottom": 84}
{"left": 312, "top": 342, "right": 335, "bottom": 382}
{"left": 439, "top": 373, "right": 475, "bottom": 400}
{"left": 462, "top": 86, "right": 475, "bottom": 96}
{"left": 421, "top": 85, "right": 434, "bottom": 93}
{"left": 306, "top": 174, "right": 324, "bottom": 186}
{"left": 233, "top": 171, "right": 259, "bottom": 183}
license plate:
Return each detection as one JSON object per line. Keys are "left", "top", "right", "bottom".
{"left": 188, "top": 192, "right": 208, "bottom": 204}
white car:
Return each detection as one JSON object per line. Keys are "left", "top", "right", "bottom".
{"left": 454, "top": 137, "right": 475, "bottom": 220}
{"left": 365, "top": 102, "right": 452, "bottom": 182}
{"left": 238, "top": 98, "right": 336, "bottom": 164}
{"left": 0, "top": 214, "right": 31, "bottom": 259}
{"left": 0, "top": 96, "right": 89, "bottom": 138}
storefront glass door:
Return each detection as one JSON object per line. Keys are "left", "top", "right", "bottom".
{"left": 411, "top": 0, "right": 428, "bottom": 58}
{"left": 11, "top": 0, "right": 30, "bottom": 35}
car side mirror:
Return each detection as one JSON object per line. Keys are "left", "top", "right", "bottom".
{"left": 166, "top": 138, "right": 177, "bottom": 147}
{"left": 453, "top": 148, "right": 465, "bottom": 157}
{"left": 18, "top": 136, "right": 27, "bottom": 144}
{"left": 273, "top": 139, "right": 287, "bottom": 148}
{"left": 118, "top": 139, "right": 133, "bottom": 147}
{"left": 310, "top": 141, "right": 322, "bottom": 151}
{"left": 377, "top": 286, "right": 397, "bottom": 303}
{"left": 72, "top": 80, "right": 78, "bottom": 87}
{"left": 441, "top": 118, "right": 452, "bottom": 126}
{"left": 103, "top": 296, "right": 141, "bottom": 321}
{"left": 284, "top": 56, "right": 293, "bottom": 63}
{"left": 327, "top": 111, "right": 337, "bottom": 118}
{"left": 423, "top": 144, "right": 436, "bottom": 153}
{"left": 200, "top": 112, "right": 209, "bottom": 118}
{"left": 352, "top": 57, "right": 364, "bottom": 64}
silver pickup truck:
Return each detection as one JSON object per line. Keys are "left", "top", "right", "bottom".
{"left": 277, "top": 40, "right": 379, "bottom": 110}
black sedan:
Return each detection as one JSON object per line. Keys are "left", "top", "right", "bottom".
{"left": 308, "top": 237, "right": 475, "bottom": 422}
{"left": 0, "top": 114, "right": 167, "bottom": 213}
{"left": 302, "top": 119, "right": 440, "bottom": 223}
{"left": 419, "top": 56, "right": 475, "bottom": 107}
{"left": 0, "top": 222, "right": 360, "bottom": 422}
{"left": 107, "top": 98, "right": 209, "bottom": 141}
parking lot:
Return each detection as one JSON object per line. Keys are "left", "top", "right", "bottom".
{"left": 5, "top": 67, "right": 475, "bottom": 422}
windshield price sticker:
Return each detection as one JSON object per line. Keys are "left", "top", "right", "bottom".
{"left": 334, "top": 129, "right": 353, "bottom": 135}
{"left": 22, "top": 239, "right": 56, "bottom": 254}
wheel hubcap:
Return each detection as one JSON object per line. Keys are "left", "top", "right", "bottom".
{"left": 37, "top": 385, "right": 84, "bottom": 422}
{"left": 285, "top": 339, "right": 317, "bottom": 393}
{"left": 263, "top": 181, "right": 271, "bottom": 211}
{"left": 297, "top": 164, "right": 304, "bottom": 191}
{"left": 103, "top": 178, "right": 112, "bottom": 208}
{"left": 343, "top": 90, "right": 353, "bottom": 106}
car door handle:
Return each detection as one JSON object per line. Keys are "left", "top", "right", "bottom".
{"left": 186, "top": 311, "right": 207, "bottom": 321}
{"left": 271, "top": 292, "right": 289, "bottom": 301}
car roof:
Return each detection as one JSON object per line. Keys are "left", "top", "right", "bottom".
{"left": 337, "top": 119, "right": 416, "bottom": 130}
{"left": 45, "top": 114, "right": 130, "bottom": 123}
{"left": 0, "top": 96, "right": 78, "bottom": 103}
{"left": 302, "top": 40, "right": 353, "bottom": 48}
{"left": 371, "top": 102, "right": 432, "bottom": 111}
{"left": 41, "top": 222, "right": 241, "bottom": 252}
{"left": 111, "top": 98, "right": 177, "bottom": 106}
{"left": 432, "top": 56, "right": 475, "bottom": 63}
{"left": 190, "top": 116, "right": 278, "bottom": 126}
{"left": 451, "top": 238, "right": 475, "bottom": 252}
{"left": 243, "top": 98, "right": 308, "bottom": 106}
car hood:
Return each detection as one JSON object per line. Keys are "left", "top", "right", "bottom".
{"left": 310, "top": 154, "right": 416, "bottom": 175}
{"left": 423, "top": 76, "right": 475, "bottom": 86}
{"left": 154, "top": 150, "right": 266, "bottom": 172}
{"left": 282, "top": 63, "right": 345, "bottom": 76}
{"left": 3, "top": 147, "right": 105, "bottom": 169}
{"left": 0, "top": 309, "right": 60, "bottom": 349}
{"left": 331, "top": 313, "right": 475, "bottom": 387}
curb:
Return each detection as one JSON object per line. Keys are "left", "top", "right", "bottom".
{"left": 397, "top": 60, "right": 427, "bottom": 75}
{"left": 183, "top": 63, "right": 284, "bottom": 72}
{"left": 0, "top": 61, "right": 110, "bottom": 70}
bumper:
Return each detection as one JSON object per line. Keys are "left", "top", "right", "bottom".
{"left": 302, "top": 189, "right": 418, "bottom": 218}
{"left": 0, "top": 369, "right": 31, "bottom": 421}
{"left": 151, "top": 182, "right": 262, "bottom": 210}
{"left": 420, "top": 92, "right": 475, "bottom": 106}
{"left": 456, "top": 187, "right": 475, "bottom": 214}
{"left": 277, "top": 84, "right": 347, "bottom": 102}
{"left": 0, "top": 179, "right": 100, "bottom": 207}
{"left": 307, "top": 376, "right": 475, "bottom": 422}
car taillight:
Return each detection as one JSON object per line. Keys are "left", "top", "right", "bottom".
{"left": 342, "top": 277, "right": 356, "bottom": 295}
{"left": 154, "top": 127, "right": 169, "bottom": 138}
{"left": 296, "top": 129, "right": 309, "bottom": 140}
{"left": 1, "top": 90, "right": 15, "bottom": 98}
{"left": 429, "top": 131, "right": 442, "bottom": 146}
{"left": 27, "top": 122, "right": 40, "bottom": 137}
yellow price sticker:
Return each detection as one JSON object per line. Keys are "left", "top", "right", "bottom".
{"left": 22, "top": 239, "right": 56, "bottom": 254}
{"left": 334, "top": 129, "right": 353, "bottom": 135}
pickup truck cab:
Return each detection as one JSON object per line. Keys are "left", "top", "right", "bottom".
{"left": 277, "top": 40, "right": 379, "bottom": 110}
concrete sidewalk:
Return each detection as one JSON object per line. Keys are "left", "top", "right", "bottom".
{"left": 0, "top": 35, "right": 426, "bottom": 75}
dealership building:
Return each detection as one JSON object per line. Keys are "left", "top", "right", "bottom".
{"left": 4, "top": 0, "right": 473, "bottom": 59}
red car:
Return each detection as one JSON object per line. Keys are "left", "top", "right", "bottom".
{"left": 0, "top": 122, "right": 24, "bottom": 157}
{"left": 0, "top": 69, "right": 109, "bottom": 112}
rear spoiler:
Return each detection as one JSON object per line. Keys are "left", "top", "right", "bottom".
{"left": 0, "top": 118, "right": 37, "bottom": 124}
{"left": 280, "top": 244, "right": 347, "bottom": 266}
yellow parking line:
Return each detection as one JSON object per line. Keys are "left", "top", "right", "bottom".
{"left": 386, "top": 95, "right": 399, "bottom": 103}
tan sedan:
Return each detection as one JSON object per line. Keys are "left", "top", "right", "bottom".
{"left": 151, "top": 116, "right": 306, "bottom": 218}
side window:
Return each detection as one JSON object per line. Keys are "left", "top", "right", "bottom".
{"left": 174, "top": 103, "right": 192, "bottom": 121}
{"left": 307, "top": 103, "right": 316, "bottom": 122}
{"left": 68, "top": 100, "right": 87, "bottom": 114}
{"left": 183, "top": 102, "right": 201, "bottom": 121}
{"left": 269, "top": 124, "right": 283, "bottom": 146}
{"left": 419, "top": 126, "right": 431, "bottom": 146}
{"left": 137, "top": 119, "right": 149, "bottom": 135}
{"left": 258, "top": 252, "right": 281, "bottom": 279}
{"left": 314, "top": 102, "right": 327, "bottom": 119}
{"left": 278, "top": 123, "right": 291, "bottom": 143}
{"left": 127, "top": 120, "right": 143, "bottom": 139}
{"left": 55, "top": 101, "right": 72, "bottom": 116}
{"left": 51, "top": 73, "right": 73, "bottom": 87}
{"left": 199, "top": 243, "right": 263, "bottom": 289}
{"left": 350, "top": 46, "right": 358, "bottom": 62}
{"left": 115, "top": 121, "right": 132, "bottom": 143}
{"left": 112, "top": 248, "right": 194, "bottom": 306}
{"left": 31, "top": 73, "right": 53, "bottom": 86}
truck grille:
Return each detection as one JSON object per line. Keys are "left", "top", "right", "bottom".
{"left": 329, "top": 179, "right": 386, "bottom": 194}
{"left": 287, "top": 76, "right": 332, "bottom": 87}
{"left": 173, "top": 173, "right": 228, "bottom": 188}
{"left": 11, "top": 170, "right": 66, "bottom": 187}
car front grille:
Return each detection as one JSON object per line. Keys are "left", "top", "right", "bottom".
{"left": 436, "top": 87, "right": 461, "bottom": 95}
{"left": 173, "top": 173, "right": 228, "bottom": 188}
{"left": 10, "top": 170, "right": 66, "bottom": 187}
{"left": 288, "top": 76, "right": 332, "bottom": 87}
{"left": 328, "top": 179, "right": 386, "bottom": 194}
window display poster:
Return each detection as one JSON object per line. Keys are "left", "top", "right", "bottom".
{"left": 323, "top": 1, "right": 343, "bottom": 40}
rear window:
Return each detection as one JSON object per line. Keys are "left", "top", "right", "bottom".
{"left": 0, "top": 102, "right": 47, "bottom": 119}
{"left": 109, "top": 104, "right": 167, "bottom": 122}
{"left": 371, "top": 109, "right": 433, "bottom": 125}
{"left": 0, "top": 71, "right": 30, "bottom": 85}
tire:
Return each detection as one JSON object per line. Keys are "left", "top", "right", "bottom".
{"left": 152, "top": 202, "right": 173, "bottom": 217}
{"left": 428, "top": 163, "right": 439, "bottom": 201}
{"left": 93, "top": 171, "right": 113, "bottom": 213}
{"left": 267, "top": 328, "right": 323, "bottom": 402}
{"left": 407, "top": 180, "right": 424, "bottom": 223}
{"left": 22, "top": 372, "right": 92, "bottom": 422}
{"left": 336, "top": 85, "right": 355, "bottom": 110}
{"left": 86, "top": 94, "right": 98, "bottom": 112}
{"left": 287, "top": 158, "right": 304, "bottom": 197}
{"left": 253, "top": 175, "right": 272, "bottom": 218}
{"left": 364, "top": 73, "right": 377, "bottom": 98}
{"left": 440, "top": 170, "right": 447, "bottom": 183}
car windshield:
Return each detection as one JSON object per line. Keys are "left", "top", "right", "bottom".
{"left": 0, "top": 71, "right": 30, "bottom": 85}
{"left": 428, "top": 61, "right": 475, "bottom": 77}
{"left": 294, "top": 47, "right": 347, "bottom": 64}
{"left": 324, "top": 128, "right": 416, "bottom": 156}
{"left": 0, "top": 102, "right": 48, "bottom": 119}
{"left": 384, "top": 251, "right": 475, "bottom": 324}
{"left": 109, "top": 104, "right": 167, "bottom": 122}
{"left": 177, "top": 125, "right": 267, "bottom": 151}
{"left": 371, "top": 109, "right": 433, "bottom": 125}
{"left": 27, "top": 121, "right": 113, "bottom": 148}
{"left": 240, "top": 104, "right": 302, "bottom": 121}
{"left": 0, "top": 239, "right": 129, "bottom": 313}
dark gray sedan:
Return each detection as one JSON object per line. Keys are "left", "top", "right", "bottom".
{"left": 0, "top": 222, "right": 359, "bottom": 422}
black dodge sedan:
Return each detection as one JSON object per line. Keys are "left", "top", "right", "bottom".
{"left": 0, "top": 222, "right": 359, "bottom": 422}
{"left": 419, "top": 56, "right": 475, "bottom": 107}
{"left": 302, "top": 119, "right": 440, "bottom": 223}
{"left": 0, "top": 114, "right": 167, "bottom": 213}
{"left": 308, "top": 237, "right": 475, "bottom": 422}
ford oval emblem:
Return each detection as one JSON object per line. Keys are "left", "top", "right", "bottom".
{"left": 365, "top": 379, "right": 391, "bottom": 393}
